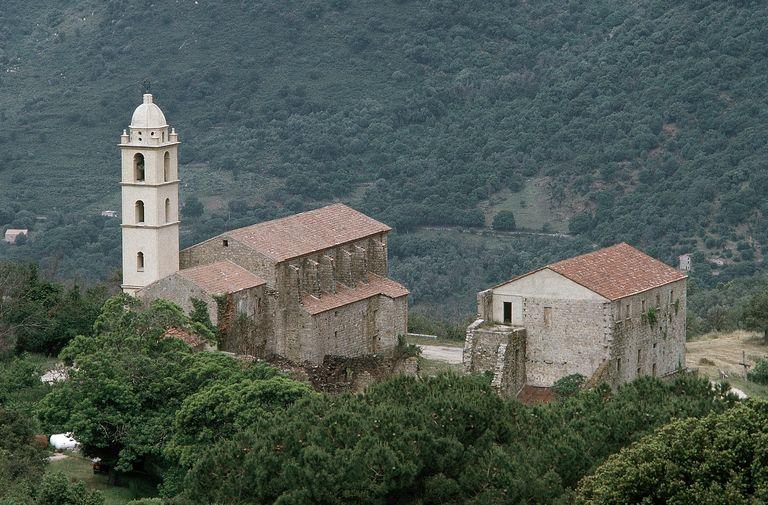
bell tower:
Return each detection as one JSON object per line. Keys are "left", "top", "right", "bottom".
{"left": 120, "top": 93, "right": 180, "bottom": 295}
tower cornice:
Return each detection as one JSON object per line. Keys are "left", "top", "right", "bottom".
{"left": 120, "top": 179, "right": 181, "bottom": 187}
{"left": 121, "top": 221, "right": 180, "bottom": 230}
{"left": 118, "top": 141, "right": 181, "bottom": 148}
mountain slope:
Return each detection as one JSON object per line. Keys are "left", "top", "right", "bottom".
{"left": 1, "top": 0, "right": 766, "bottom": 322}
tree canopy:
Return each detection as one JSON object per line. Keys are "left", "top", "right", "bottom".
{"left": 178, "top": 375, "right": 737, "bottom": 504}
{"left": 576, "top": 401, "right": 768, "bottom": 504}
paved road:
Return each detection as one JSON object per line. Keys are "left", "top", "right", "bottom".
{"left": 418, "top": 344, "right": 464, "bottom": 364}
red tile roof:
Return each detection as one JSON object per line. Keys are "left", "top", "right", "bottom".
{"left": 517, "top": 385, "right": 555, "bottom": 405}
{"left": 178, "top": 260, "right": 265, "bottom": 295}
{"left": 225, "top": 204, "right": 391, "bottom": 262}
{"left": 163, "top": 327, "right": 209, "bottom": 350}
{"left": 545, "top": 242, "right": 686, "bottom": 300}
{"left": 301, "top": 273, "right": 409, "bottom": 315}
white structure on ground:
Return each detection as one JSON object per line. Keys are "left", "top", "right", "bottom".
{"left": 3, "top": 229, "right": 28, "bottom": 244}
{"left": 678, "top": 253, "right": 692, "bottom": 272}
{"left": 120, "top": 94, "right": 181, "bottom": 295}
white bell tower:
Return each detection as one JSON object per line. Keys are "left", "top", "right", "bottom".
{"left": 120, "top": 93, "right": 180, "bottom": 295}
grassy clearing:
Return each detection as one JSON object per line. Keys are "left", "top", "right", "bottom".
{"left": 482, "top": 178, "right": 569, "bottom": 233}
{"left": 686, "top": 330, "right": 768, "bottom": 400}
{"left": 48, "top": 454, "right": 157, "bottom": 505}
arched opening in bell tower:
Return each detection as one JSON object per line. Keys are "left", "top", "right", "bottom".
{"left": 137, "top": 252, "right": 145, "bottom": 272}
{"left": 163, "top": 152, "right": 170, "bottom": 182}
{"left": 164, "top": 198, "right": 171, "bottom": 223}
{"left": 135, "top": 201, "right": 145, "bottom": 224}
{"left": 134, "top": 153, "right": 145, "bottom": 182}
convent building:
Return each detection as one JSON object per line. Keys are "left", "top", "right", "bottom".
{"left": 119, "top": 94, "right": 408, "bottom": 363}
{"left": 464, "top": 243, "right": 687, "bottom": 399}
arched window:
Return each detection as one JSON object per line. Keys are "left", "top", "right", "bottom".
{"left": 134, "top": 153, "right": 145, "bottom": 182}
{"left": 163, "top": 151, "right": 170, "bottom": 182}
{"left": 164, "top": 198, "right": 171, "bottom": 223}
{"left": 137, "top": 252, "right": 145, "bottom": 272}
{"left": 135, "top": 200, "right": 145, "bottom": 224}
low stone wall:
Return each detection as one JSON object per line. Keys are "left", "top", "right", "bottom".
{"left": 464, "top": 320, "right": 527, "bottom": 396}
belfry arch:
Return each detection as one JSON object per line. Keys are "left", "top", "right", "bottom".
{"left": 135, "top": 200, "right": 145, "bottom": 223}
{"left": 134, "top": 153, "right": 145, "bottom": 182}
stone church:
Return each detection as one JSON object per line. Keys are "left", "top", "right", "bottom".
{"left": 119, "top": 94, "right": 408, "bottom": 363}
{"left": 464, "top": 243, "right": 687, "bottom": 399}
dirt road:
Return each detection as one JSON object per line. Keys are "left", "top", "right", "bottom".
{"left": 418, "top": 344, "right": 464, "bottom": 364}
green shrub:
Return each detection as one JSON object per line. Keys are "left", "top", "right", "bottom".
{"left": 492, "top": 210, "right": 516, "bottom": 231}
{"left": 747, "top": 358, "right": 768, "bottom": 385}
{"left": 551, "top": 373, "right": 585, "bottom": 399}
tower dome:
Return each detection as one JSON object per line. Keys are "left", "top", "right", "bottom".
{"left": 130, "top": 94, "right": 167, "bottom": 128}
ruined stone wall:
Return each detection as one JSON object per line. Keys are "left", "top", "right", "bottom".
{"left": 138, "top": 274, "right": 215, "bottom": 321}
{"left": 217, "top": 285, "right": 274, "bottom": 358}
{"left": 463, "top": 321, "right": 526, "bottom": 396}
{"left": 299, "top": 294, "right": 407, "bottom": 364}
{"left": 179, "top": 231, "right": 396, "bottom": 364}
{"left": 601, "top": 279, "right": 687, "bottom": 387}
{"left": 179, "top": 237, "right": 277, "bottom": 286}
{"left": 477, "top": 290, "right": 493, "bottom": 321}
{"left": 523, "top": 297, "right": 611, "bottom": 387}
{"left": 278, "top": 233, "right": 388, "bottom": 295}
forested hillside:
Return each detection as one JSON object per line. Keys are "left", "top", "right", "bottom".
{"left": 1, "top": 0, "right": 767, "bottom": 327}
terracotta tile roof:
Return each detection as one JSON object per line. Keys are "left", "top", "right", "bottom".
{"left": 546, "top": 242, "right": 686, "bottom": 301}
{"left": 163, "top": 327, "right": 208, "bottom": 350}
{"left": 517, "top": 385, "right": 555, "bottom": 405}
{"left": 301, "top": 273, "right": 409, "bottom": 315}
{"left": 178, "top": 260, "right": 265, "bottom": 295}
{"left": 225, "top": 204, "right": 390, "bottom": 262}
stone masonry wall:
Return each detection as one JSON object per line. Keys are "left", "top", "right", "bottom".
{"left": 138, "top": 274, "right": 215, "bottom": 321}
{"left": 217, "top": 285, "right": 273, "bottom": 358}
{"left": 463, "top": 320, "right": 526, "bottom": 396}
{"left": 180, "top": 237, "right": 277, "bottom": 286}
{"left": 179, "top": 230, "right": 399, "bottom": 365}
{"left": 523, "top": 297, "right": 610, "bottom": 387}
{"left": 601, "top": 279, "right": 687, "bottom": 387}
{"left": 299, "top": 294, "right": 407, "bottom": 364}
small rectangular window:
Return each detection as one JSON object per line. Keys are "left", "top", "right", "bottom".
{"left": 637, "top": 349, "right": 641, "bottom": 362}
{"left": 655, "top": 294, "right": 660, "bottom": 308}
{"left": 222, "top": 239, "right": 229, "bottom": 247}
{"left": 625, "top": 303, "right": 631, "bottom": 320}
{"left": 641, "top": 300, "right": 646, "bottom": 313}
{"left": 543, "top": 307, "right": 552, "bottom": 328}
{"left": 616, "top": 304, "right": 622, "bottom": 321}
{"left": 617, "top": 359, "right": 621, "bottom": 374}
{"left": 652, "top": 363, "right": 657, "bottom": 377}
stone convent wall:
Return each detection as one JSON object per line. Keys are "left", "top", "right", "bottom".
{"left": 522, "top": 297, "right": 611, "bottom": 387}
{"left": 215, "top": 286, "right": 274, "bottom": 359}
{"left": 463, "top": 320, "right": 527, "bottom": 396}
{"left": 138, "top": 274, "right": 215, "bottom": 320}
{"left": 138, "top": 274, "right": 273, "bottom": 358}
{"left": 180, "top": 237, "right": 277, "bottom": 286}
{"left": 298, "top": 294, "right": 408, "bottom": 364}
{"left": 600, "top": 279, "right": 687, "bottom": 387}
{"left": 179, "top": 231, "right": 402, "bottom": 365}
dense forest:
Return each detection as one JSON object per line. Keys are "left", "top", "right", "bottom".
{"left": 1, "top": 0, "right": 768, "bottom": 329}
